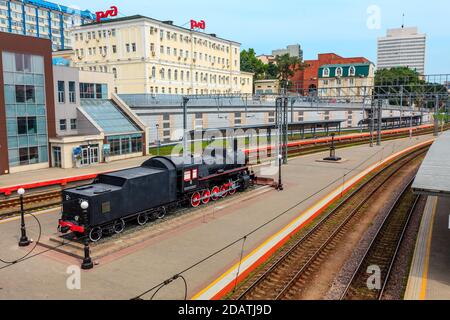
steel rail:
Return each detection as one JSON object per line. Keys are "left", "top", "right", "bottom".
{"left": 339, "top": 178, "right": 420, "bottom": 300}
{"left": 236, "top": 146, "right": 428, "bottom": 300}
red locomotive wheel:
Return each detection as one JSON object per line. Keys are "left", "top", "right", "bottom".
{"left": 211, "top": 186, "right": 220, "bottom": 201}
{"left": 202, "top": 189, "right": 211, "bottom": 205}
{"left": 229, "top": 185, "right": 237, "bottom": 195}
{"left": 221, "top": 184, "right": 229, "bottom": 198}
{"left": 191, "top": 192, "right": 201, "bottom": 207}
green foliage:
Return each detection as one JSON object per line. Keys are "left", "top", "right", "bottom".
{"left": 266, "top": 62, "right": 278, "bottom": 79}
{"left": 240, "top": 49, "right": 267, "bottom": 80}
{"left": 275, "top": 54, "right": 306, "bottom": 90}
{"left": 374, "top": 67, "right": 448, "bottom": 108}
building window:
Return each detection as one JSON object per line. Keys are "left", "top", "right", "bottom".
{"left": 132, "top": 43, "right": 136, "bottom": 52}
{"left": 349, "top": 66, "right": 356, "bottom": 76}
{"left": 17, "top": 117, "right": 37, "bottom": 135}
{"left": 59, "top": 119, "right": 67, "bottom": 131}
{"left": 112, "top": 45, "right": 117, "bottom": 54}
{"left": 79, "top": 83, "right": 108, "bottom": 99}
{"left": 126, "top": 44, "right": 130, "bottom": 53}
{"left": 70, "top": 119, "right": 77, "bottom": 130}
{"left": 57, "top": 81, "right": 65, "bottom": 103}
{"left": 323, "top": 68, "right": 330, "bottom": 78}
{"left": 336, "top": 67, "right": 343, "bottom": 77}
{"left": 19, "top": 147, "right": 39, "bottom": 165}
{"left": 112, "top": 67, "right": 117, "bottom": 79}
{"left": 108, "top": 135, "right": 142, "bottom": 156}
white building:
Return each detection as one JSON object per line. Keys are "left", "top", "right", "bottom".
{"left": 0, "top": 0, "right": 94, "bottom": 51}
{"left": 377, "top": 27, "right": 426, "bottom": 74}
{"left": 272, "top": 44, "right": 303, "bottom": 61}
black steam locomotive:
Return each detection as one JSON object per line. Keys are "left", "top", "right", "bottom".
{"left": 58, "top": 148, "right": 255, "bottom": 242}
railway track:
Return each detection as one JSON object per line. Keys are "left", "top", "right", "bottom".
{"left": 0, "top": 190, "right": 62, "bottom": 219}
{"left": 0, "top": 126, "right": 439, "bottom": 218}
{"left": 340, "top": 184, "right": 422, "bottom": 300}
{"left": 247, "top": 125, "right": 443, "bottom": 163}
{"left": 230, "top": 145, "right": 428, "bottom": 300}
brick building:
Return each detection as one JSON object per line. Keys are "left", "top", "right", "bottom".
{"left": 290, "top": 53, "right": 370, "bottom": 95}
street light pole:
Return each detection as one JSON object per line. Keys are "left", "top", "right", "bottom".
{"left": 278, "top": 154, "right": 283, "bottom": 191}
{"left": 17, "top": 188, "right": 30, "bottom": 247}
{"left": 182, "top": 97, "right": 189, "bottom": 158}
{"left": 80, "top": 201, "right": 93, "bottom": 270}
{"left": 156, "top": 124, "right": 160, "bottom": 156}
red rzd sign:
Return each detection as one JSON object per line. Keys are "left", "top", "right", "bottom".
{"left": 96, "top": 6, "right": 118, "bottom": 23}
{"left": 190, "top": 20, "right": 206, "bottom": 30}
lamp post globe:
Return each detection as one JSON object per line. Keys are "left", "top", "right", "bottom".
{"left": 80, "top": 200, "right": 93, "bottom": 270}
{"left": 80, "top": 201, "right": 89, "bottom": 210}
{"left": 18, "top": 188, "right": 30, "bottom": 247}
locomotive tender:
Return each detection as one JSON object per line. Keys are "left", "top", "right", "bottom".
{"left": 58, "top": 148, "right": 255, "bottom": 242}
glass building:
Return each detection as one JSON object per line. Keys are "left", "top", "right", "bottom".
{"left": 2, "top": 51, "right": 49, "bottom": 167}
{"left": 80, "top": 99, "right": 143, "bottom": 157}
{"left": 0, "top": 0, "right": 95, "bottom": 50}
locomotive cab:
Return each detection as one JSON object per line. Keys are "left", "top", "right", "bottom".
{"left": 182, "top": 166, "right": 200, "bottom": 193}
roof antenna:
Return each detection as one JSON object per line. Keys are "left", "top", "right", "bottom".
{"left": 401, "top": 13, "right": 405, "bottom": 29}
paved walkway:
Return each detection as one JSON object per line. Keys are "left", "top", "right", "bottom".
{"left": 0, "top": 124, "right": 434, "bottom": 191}
{"left": 0, "top": 135, "right": 434, "bottom": 300}
{"left": 0, "top": 156, "right": 152, "bottom": 189}
{"left": 405, "top": 196, "right": 450, "bottom": 300}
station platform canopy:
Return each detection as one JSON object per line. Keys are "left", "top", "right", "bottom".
{"left": 80, "top": 99, "right": 142, "bottom": 135}
{"left": 359, "top": 116, "right": 423, "bottom": 125}
{"left": 189, "top": 120, "right": 346, "bottom": 135}
{"left": 412, "top": 131, "right": 450, "bottom": 197}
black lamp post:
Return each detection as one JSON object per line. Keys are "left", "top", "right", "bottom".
{"left": 80, "top": 201, "right": 94, "bottom": 270}
{"left": 278, "top": 154, "right": 284, "bottom": 191}
{"left": 323, "top": 133, "right": 342, "bottom": 162}
{"left": 18, "top": 188, "right": 30, "bottom": 247}
{"left": 156, "top": 124, "right": 160, "bottom": 156}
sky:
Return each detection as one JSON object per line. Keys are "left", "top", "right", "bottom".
{"left": 58, "top": 0, "right": 450, "bottom": 74}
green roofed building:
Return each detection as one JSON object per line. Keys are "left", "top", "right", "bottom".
{"left": 318, "top": 62, "right": 375, "bottom": 102}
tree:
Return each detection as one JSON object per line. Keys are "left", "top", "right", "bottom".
{"left": 275, "top": 54, "right": 306, "bottom": 91}
{"left": 265, "top": 62, "right": 278, "bottom": 80}
{"left": 374, "top": 67, "right": 448, "bottom": 108}
{"left": 240, "top": 49, "right": 266, "bottom": 80}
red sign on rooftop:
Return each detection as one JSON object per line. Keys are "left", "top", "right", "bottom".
{"left": 96, "top": 6, "right": 118, "bottom": 23}
{"left": 190, "top": 19, "right": 206, "bottom": 30}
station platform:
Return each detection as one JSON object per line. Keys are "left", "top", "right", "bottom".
{"left": 0, "top": 134, "right": 436, "bottom": 300}
{"left": 406, "top": 131, "right": 450, "bottom": 300}
{"left": 405, "top": 196, "right": 450, "bottom": 300}
{"left": 0, "top": 123, "right": 435, "bottom": 196}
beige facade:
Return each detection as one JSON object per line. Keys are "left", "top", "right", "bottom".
{"left": 254, "top": 79, "right": 280, "bottom": 94}
{"left": 69, "top": 15, "right": 253, "bottom": 95}
{"left": 256, "top": 55, "right": 275, "bottom": 64}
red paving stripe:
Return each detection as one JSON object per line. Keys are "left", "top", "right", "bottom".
{"left": 0, "top": 125, "right": 434, "bottom": 195}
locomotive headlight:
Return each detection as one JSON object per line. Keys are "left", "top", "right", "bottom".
{"left": 74, "top": 215, "right": 80, "bottom": 222}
